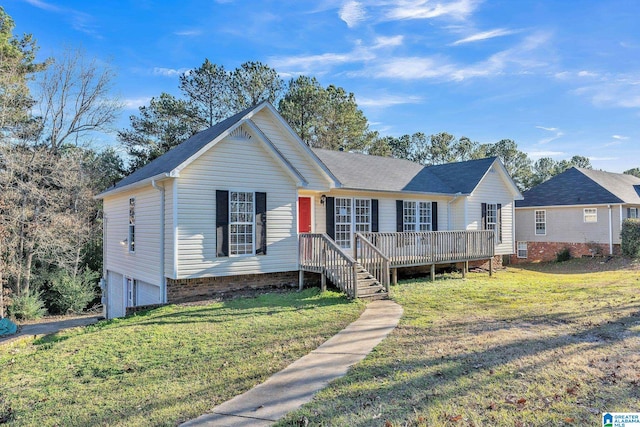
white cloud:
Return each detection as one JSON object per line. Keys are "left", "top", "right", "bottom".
{"left": 122, "top": 97, "right": 152, "bottom": 110}
{"left": 357, "top": 94, "right": 423, "bottom": 107}
{"left": 577, "top": 70, "right": 598, "bottom": 77}
{"left": 589, "top": 156, "right": 618, "bottom": 161}
{"left": 153, "top": 67, "right": 190, "bottom": 77}
{"left": 383, "top": 0, "right": 480, "bottom": 21}
{"left": 535, "top": 126, "right": 563, "bottom": 144}
{"left": 536, "top": 126, "right": 558, "bottom": 132}
{"left": 340, "top": 1, "right": 366, "bottom": 28}
{"left": 174, "top": 29, "right": 202, "bottom": 36}
{"left": 372, "top": 35, "right": 404, "bottom": 49}
{"left": 612, "top": 134, "right": 629, "bottom": 140}
{"left": 25, "top": 0, "right": 100, "bottom": 37}
{"left": 452, "top": 28, "right": 516, "bottom": 45}
{"left": 527, "top": 150, "right": 566, "bottom": 159}
{"left": 604, "top": 140, "right": 622, "bottom": 147}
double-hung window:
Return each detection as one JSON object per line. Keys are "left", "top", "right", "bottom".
{"left": 128, "top": 198, "right": 135, "bottom": 253}
{"left": 584, "top": 208, "right": 597, "bottom": 223}
{"left": 535, "top": 210, "right": 546, "bottom": 235}
{"left": 517, "top": 242, "right": 528, "bottom": 259}
{"left": 229, "top": 191, "right": 254, "bottom": 255}
{"left": 629, "top": 207, "right": 639, "bottom": 219}
{"left": 485, "top": 203, "right": 497, "bottom": 232}
{"left": 403, "top": 201, "right": 432, "bottom": 231}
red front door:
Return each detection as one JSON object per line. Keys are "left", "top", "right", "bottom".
{"left": 298, "top": 197, "right": 312, "bottom": 233}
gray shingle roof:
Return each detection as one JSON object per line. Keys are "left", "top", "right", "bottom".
{"left": 103, "top": 103, "right": 261, "bottom": 193}
{"left": 313, "top": 148, "right": 497, "bottom": 194}
{"left": 101, "top": 100, "right": 501, "bottom": 198}
{"left": 516, "top": 167, "right": 640, "bottom": 207}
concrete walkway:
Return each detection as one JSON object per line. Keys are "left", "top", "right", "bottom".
{"left": 0, "top": 315, "right": 102, "bottom": 346}
{"left": 182, "top": 299, "right": 403, "bottom": 427}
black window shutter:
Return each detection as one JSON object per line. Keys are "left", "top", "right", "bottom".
{"left": 432, "top": 201, "right": 438, "bottom": 231}
{"left": 497, "top": 203, "right": 502, "bottom": 243}
{"left": 481, "top": 203, "right": 487, "bottom": 230}
{"left": 371, "top": 199, "right": 379, "bottom": 232}
{"left": 628, "top": 207, "right": 632, "bottom": 218}
{"left": 396, "top": 200, "right": 404, "bottom": 232}
{"left": 326, "top": 197, "right": 335, "bottom": 240}
{"left": 216, "top": 190, "right": 229, "bottom": 257}
{"left": 255, "top": 192, "right": 267, "bottom": 255}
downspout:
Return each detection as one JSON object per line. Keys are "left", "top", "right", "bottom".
{"left": 447, "top": 192, "right": 463, "bottom": 230}
{"left": 619, "top": 205, "right": 623, "bottom": 231}
{"left": 101, "top": 213, "right": 107, "bottom": 319}
{"left": 152, "top": 180, "right": 166, "bottom": 303}
{"left": 608, "top": 205, "right": 613, "bottom": 255}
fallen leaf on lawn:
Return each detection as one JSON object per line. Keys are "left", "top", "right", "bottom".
{"left": 516, "top": 398, "right": 526, "bottom": 405}
{"left": 384, "top": 421, "right": 393, "bottom": 427}
{"left": 487, "top": 402, "right": 497, "bottom": 410}
{"left": 564, "top": 417, "right": 575, "bottom": 423}
{"left": 449, "top": 414, "right": 463, "bottom": 422}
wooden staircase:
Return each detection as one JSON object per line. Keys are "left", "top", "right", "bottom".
{"left": 354, "top": 263, "right": 388, "bottom": 300}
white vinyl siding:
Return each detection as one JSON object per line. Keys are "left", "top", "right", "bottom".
{"left": 535, "top": 210, "right": 546, "bottom": 235}
{"left": 584, "top": 208, "right": 597, "bottom": 223}
{"left": 517, "top": 242, "right": 528, "bottom": 258}
{"left": 251, "top": 110, "right": 333, "bottom": 190}
{"left": 515, "top": 206, "right": 622, "bottom": 244}
{"left": 466, "top": 165, "right": 516, "bottom": 255}
{"left": 176, "top": 125, "right": 298, "bottom": 278}
{"left": 103, "top": 186, "right": 163, "bottom": 287}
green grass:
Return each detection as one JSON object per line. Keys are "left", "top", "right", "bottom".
{"left": 0, "top": 288, "right": 365, "bottom": 427}
{"left": 278, "top": 259, "right": 640, "bottom": 427}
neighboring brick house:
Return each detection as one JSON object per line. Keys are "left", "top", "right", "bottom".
{"left": 513, "top": 167, "right": 640, "bottom": 263}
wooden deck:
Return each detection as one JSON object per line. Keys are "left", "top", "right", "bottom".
{"left": 299, "top": 230, "right": 495, "bottom": 299}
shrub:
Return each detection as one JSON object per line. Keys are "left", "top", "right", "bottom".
{"left": 556, "top": 247, "right": 571, "bottom": 262}
{"left": 621, "top": 218, "right": 640, "bottom": 258}
{"left": 48, "top": 269, "right": 99, "bottom": 314}
{"left": 8, "top": 291, "right": 47, "bottom": 320}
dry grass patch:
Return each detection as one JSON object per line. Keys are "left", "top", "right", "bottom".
{"left": 278, "top": 258, "right": 640, "bottom": 427}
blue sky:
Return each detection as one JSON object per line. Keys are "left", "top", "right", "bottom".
{"left": 6, "top": 0, "right": 640, "bottom": 172}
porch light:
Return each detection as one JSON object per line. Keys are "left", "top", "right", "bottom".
{"left": 120, "top": 238, "right": 128, "bottom": 246}
{"left": 320, "top": 195, "right": 327, "bottom": 205}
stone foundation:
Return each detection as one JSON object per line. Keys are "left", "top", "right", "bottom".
{"left": 510, "top": 242, "right": 620, "bottom": 264}
{"left": 166, "top": 271, "right": 299, "bottom": 303}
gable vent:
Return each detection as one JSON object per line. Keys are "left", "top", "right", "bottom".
{"left": 229, "top": 126, "right": 252, "bottom": 141}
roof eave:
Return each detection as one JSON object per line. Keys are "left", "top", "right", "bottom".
{"left": 95, "top": 173, "right": 174, "bottom": 199}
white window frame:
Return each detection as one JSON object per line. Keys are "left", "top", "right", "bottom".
{"left": 517, "top": 242, "right": 528, "bottom": 259}
{"left": 403, "top": 201, "right": 432, "bottom": 232}
{"left": 334, "top": 197, "right": 352, "bottom": 249}
{"left": 584, "top": 208, "right": 597, "bottom": 223}
{"left": 535, "top": 210, "right": 546, "bottom": 236}
{"left": 229, "top": 191, "right": 255, "bottom": 256}
{"left": 354, "top": 198, "right": 371, "bottom": 234}
{"left": 630, "top": 207, "right": 639, "bottom": 219}
{"left": 125, "top": 276, "right": 137, "bottom": 308}
{"left": 485, "top": 203, "right": 498, "bottom": 232}
{"left": 128, "top": 197, "right": 135, "bottom": 253}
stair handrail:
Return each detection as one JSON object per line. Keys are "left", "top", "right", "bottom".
{"left": 299, "top": 233, "right": 358, "bottom": 298}
{"left": 355, "top": 233, "right": 391, "bottom": 293}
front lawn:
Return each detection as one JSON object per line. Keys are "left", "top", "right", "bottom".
{"left": 0, "top": 289, "right": 365, "bottom": 427}
{"left": 279, "top": 259, "right": 640, "bottom": 426}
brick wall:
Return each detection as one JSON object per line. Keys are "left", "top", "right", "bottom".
{"left": 166, "top": 271, "right": 299, "bottom": 303}
{"left": 510, "top": 242, "right": 620, "bottom": 264}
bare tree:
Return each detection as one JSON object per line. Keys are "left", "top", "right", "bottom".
{"left": 36, "top": 48, "right": 120, "bottom": 152}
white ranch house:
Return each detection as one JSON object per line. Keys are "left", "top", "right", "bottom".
{"left": 97, "top": 102, "right": 522, "bottom": 318}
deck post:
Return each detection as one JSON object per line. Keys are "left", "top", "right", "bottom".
{"left": 321, "top": 273, "right": 326, "bottom": 292}
{"left": 321, "top": 248, "right": 327, "bottom": 292}
{"left": 430, "top": 264, "right": 435, "bottom": 282}
{"left": 489, "top": 257, "right": 493, "bottom": 277}
{"left": 392, "top": 268, "right": 398, "bottom": 286}
{"left": 463, "top": 261, "right": 468, "bottom": 278}
{"left": 299, "top": 270, "right": 304, "bottom": 290}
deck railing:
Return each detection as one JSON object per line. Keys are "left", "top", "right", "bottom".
{"left": 299, "top": 233, "right": 358, "bottom": 298}
{"left": 359, "top": 230, "right": 495, "bottom": 267}
{"left": 354, "top": 233, "right": 390, "bottom": 293}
